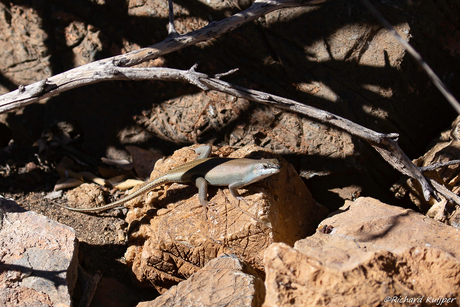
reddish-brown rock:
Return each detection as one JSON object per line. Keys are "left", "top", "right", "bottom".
{"left": 124, "top": 145, "right": 327, "bottom": 293}
{"left": 65, "top": 183, "right": 106, "bottom": 210}
{"left": 264, "top": 197, "right": 460, "bottom": 307}
{"left": 0, "top": 3, "right": 50, "bottom": 93}
{"left": 0, "top": 197, "right": 78, "bottom": 307}
{"left": 137, "top": 254, "right": 264, "bottom": 307}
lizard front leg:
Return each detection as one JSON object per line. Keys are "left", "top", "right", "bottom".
{"left": 193, "top": 145, "right": 212, "bottom": 209}
{"left": 195, "top": 176, "right": 209, "bottom": 207}
{"left": 195, "top": 176, "right": 210, "bottom": 220}
{"left": 194, "top": 145, "right": 212, "bottom": 159}
{"left": 228, "top": 181, "right": 246, "bottom": 201}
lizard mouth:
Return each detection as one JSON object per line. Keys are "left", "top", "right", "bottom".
{"left": 263, "top": 159, "right": 281, "bottom": 173}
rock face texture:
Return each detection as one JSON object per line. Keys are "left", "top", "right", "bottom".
{"left": 263, "top": 197, "right": 460, "bottom": 307}
{"left": 0, "top": 2, "right": 51, "bottom": 90}
{"left": 124, "top": 145, "right": 327, "bottom": 293}
{"left": 0, "top": 197, "right": 78, "bottom": 307}
{"left": 137, "top": 254, "right": 265, "bottom": 307}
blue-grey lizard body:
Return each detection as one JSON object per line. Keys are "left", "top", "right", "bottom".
{"left": 59, "top": 145, "right": 280, "bottom": 213}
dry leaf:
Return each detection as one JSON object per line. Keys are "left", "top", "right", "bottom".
{"left": 54, "top": 178, "right": 83, "bottom": 191}
{"left": 114, "top": 179, "right": 144, "bottom": 190}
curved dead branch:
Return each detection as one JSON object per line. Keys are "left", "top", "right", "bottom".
{"left": 0, "top": 0, "right": 326, "bottom": 114}
{"left": 0, "top": 0, "right": 452, "bottom": 204}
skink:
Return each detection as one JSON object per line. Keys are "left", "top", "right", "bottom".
{"left": 59, "top": 145, "right": 280, "bottom": 213}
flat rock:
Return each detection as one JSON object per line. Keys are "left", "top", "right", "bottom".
{"left": 264, "top": 197, "right": 460, "bottom": 307}
{"left": 124, "top": 145, "right": 327, "bottom": 293}
{"left": 0, "top": 197, "right": 78, "bottom": 307}
{"left": 137, "top": 254, "right": 264, "bottom": 307}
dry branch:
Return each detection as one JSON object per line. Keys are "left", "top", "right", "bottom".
{"left": 0, "top": 0, "right": 452, "bottom": 204}
{"left": 429, "top": 179, "right": 460, "bottom": 207}
{"left": 191, "top": 68, "right": 438, "bottom": 202}
{"left": 420, "top": 160, "right": 460, "bottom": 173}
{"left": 0, "top": 0, "right": 326, "bottom": 114}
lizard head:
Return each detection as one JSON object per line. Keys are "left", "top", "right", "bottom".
{"left": 245, "top": 158, "right": 281, "bottom": 185}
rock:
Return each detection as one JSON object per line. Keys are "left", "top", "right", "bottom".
{"left": 65, "top": 183, "right": 107, "bottom": 210}
{"left": 137, "top": 254, "right": 264, "bottom": 307}
{"left": 0, "top": 2, "right": 51, "bottom": 94}
{"left": 124, "top": 145, "right": 327, "bottom": 293}
{"left": 44, "top": 190, "right": 63, "bottom": 200}
{"left": 0, "top": 197, "right": 78, "bottom": 307}
{"left": 263, "top": 197, "right": 460, "bottom": 307}
{"left": 126, "top": 145, "right": 163, "bottom": 180}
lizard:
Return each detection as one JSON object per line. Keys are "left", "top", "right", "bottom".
{"left": 58, "top": 145, "right": 281, "bottom": 213}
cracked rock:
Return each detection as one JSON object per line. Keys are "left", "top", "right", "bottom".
{"left": 263, "top": 197, "right": 460, "bottom": 307}
{"left": 124, "top": 144, "right": 327, "bottom": 293}
{"left": 137, "top": 254, "right": 264, "bottom": 307}
{"left": 0, "top": 197, "right": 78, "bottom": 307}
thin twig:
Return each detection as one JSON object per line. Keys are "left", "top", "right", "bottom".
{"left": 429, "top": 179, "right": 460, "bottom": 206}
{"left": 420, "top": 160, "right": 460, "bottom": 173}
{"left": 77, "top": 265, "right": 102, "bottom": 307}
{"left": 168, "top": 0, "right": 178, "bottom": 37}
{"left": 361, "top": 0, "right": 460, "bottom": 114}
{"left": 214, "top": 68, "right": 239, "bottom": 79}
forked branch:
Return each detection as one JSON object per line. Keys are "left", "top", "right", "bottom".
{"left": 0, "top": 0, "right": 326, "bottom": 114}
{"left": 0, "top": 0, "right": 452, "bottom": 204}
